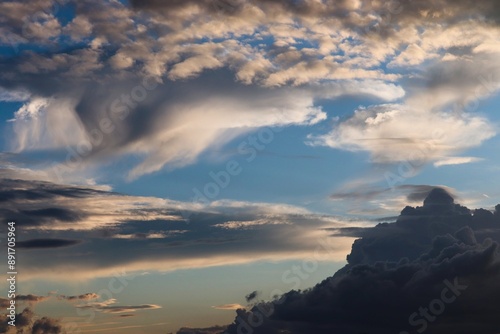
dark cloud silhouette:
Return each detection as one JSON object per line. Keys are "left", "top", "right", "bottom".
{"left": 176, "top": 325, "right": 228, "bottom": 334}
{"left": 15, "top": 294, "right": 50, "bottom": 304}
{"left": 245, "top": 291, "right": 259, "bottom": 303}
{"left": 59, "top": 293, "right": 99, "bottom": 301}
{"left": 330, "top": 184, "right": 456, "bottom": 202}
{"left": 31, "top": 316, "right": 62, "bottom": 334}
{"left": 17, "top": 238, "right": 82, "bottom": 249}
{"left": 0, "top": 307, "right": 62, "bottom": 334}
{"left": 98, "top": 304, "right": 161, "bottom": 313}
{"left": 0, "top": 294, "right": 49, "bottom": 308}
{"left": 197, "top": 188, "right": 500, "bottom": 334}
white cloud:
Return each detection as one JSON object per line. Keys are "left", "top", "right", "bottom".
{"left": 307, "top": 104, "right": 495, "bottom": 164}
{"left": 9, "top": 96, "right": 88, "bottom": 152}
{"left": 433, "top": 156, "right": 484, "bottom": 167}
{"left": 212, "top": 304, "right": 245, "bottom": 310}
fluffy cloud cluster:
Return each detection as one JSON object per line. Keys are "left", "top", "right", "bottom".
{"left": 202, "top": 188, "right": 500, "bottom": 334}
{"left": 2, "top": 0, "right": 499, "bottom": 179}
{"left": 0, "top": 308, "right": 62, "bottom": 334}
{"left": 307, "top": 103, "right": 495, "bottom": 165}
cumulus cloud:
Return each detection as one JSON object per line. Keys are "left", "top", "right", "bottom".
{"left": 307, "top": 103, "right": 495, "bottom": 165}
{"left": 203, "top": 188, "right": 500, "bottom": 334}
{"left": 0, "top": 308, "right": 62, "bottom": 334}
{"left": 328, "top": 184, "right": 464, "bottom": 215}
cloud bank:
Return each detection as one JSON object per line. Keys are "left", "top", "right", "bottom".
{"left": 199, "top": 188, "right": 500, "bottom": 334}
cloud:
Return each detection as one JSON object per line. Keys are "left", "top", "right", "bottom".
{"left": 3, "top": 0, "right": 500, "bottom": 182}
{"left": 15, "top": 294, "right": 50, "bottom": 304}
{"left": 0, "top": 87, "right": 30, "bottom": 102}
{"left": 76, "top": 298, "right": 161, "bottom": 314}
{"left": 245, "top": 291, "right": 259, "bottom": 302}
{"left": 0, "top": 178, "right": 359, "bottom": 280}
{"left": 328, "top": 184, "right": 463, "bottom": 215}
{"left": 434, "top": 156, "right": 484, "bottom": 167}
{"left": 176, "top": 325, "right": 228, "bottom": 334}
{"left": 0, "top": 294, "right": 50, "bottom": 308}
{"left": 207, "top": 188, "right": 500, "bottom": 334}
{"left": 307, "top": 103, "right": 495, "bottom": 165}
{"left": 211, "top": 304, "right": 245, "bottom": 310}
{"left": 59, "top": 293, "right": 99, "bottom": 301}
{"left": 17, "top": 238, "right": 83, "bottom": 249}
{"left": 31, "top": 316, "right": 63, "bottom": 334}
{"left": 0, "top": 308, "right": 62, "bottom": 334}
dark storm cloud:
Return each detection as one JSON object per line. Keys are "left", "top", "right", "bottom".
{"left": 17, "top": 238, "right": 82, "bottom": 249}
{"left": 199, "top": 188, "right": 500, "bottom": 334}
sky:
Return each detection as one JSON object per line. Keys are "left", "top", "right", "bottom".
{"left": 1, "top": 0, "right": 500, "bottom": 333}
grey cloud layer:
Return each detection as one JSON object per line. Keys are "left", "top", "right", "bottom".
{"left": 0, "top": 178, "right": 357, "bottom": 279}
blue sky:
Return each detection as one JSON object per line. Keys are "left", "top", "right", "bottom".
{"left": 2, "top": 0, "right": 500, "bottom": 333}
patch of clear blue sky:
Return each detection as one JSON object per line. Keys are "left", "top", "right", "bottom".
{"left": 111, "top": 95, "right": 378, "bottom": 212}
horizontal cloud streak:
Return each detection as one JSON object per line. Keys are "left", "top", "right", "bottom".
{"left": 0, "top": 178, "right": 361, "bottom": 280}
